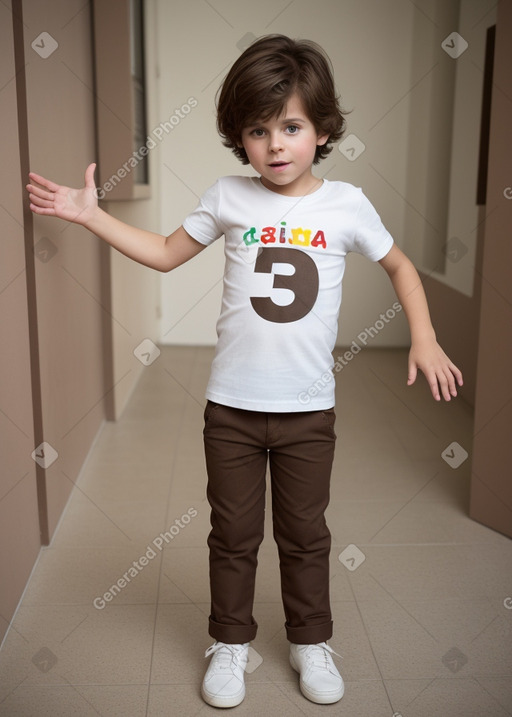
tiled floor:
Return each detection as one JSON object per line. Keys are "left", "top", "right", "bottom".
{"left": 1, "top": 346, "right": 511, "bottom": 716}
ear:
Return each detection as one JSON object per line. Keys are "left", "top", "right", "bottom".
{"left": 316, "top": 133, "right": 329, "bottom": 147}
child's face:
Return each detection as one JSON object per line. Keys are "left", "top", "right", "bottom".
{"left": 240, "top": 94, "right": 329, "bottom": 197}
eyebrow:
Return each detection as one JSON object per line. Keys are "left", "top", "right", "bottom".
{"left": 246, "top": 117, "right": 306, "bottom": 129}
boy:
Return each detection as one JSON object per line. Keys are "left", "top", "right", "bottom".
{"left": 27, "top": 34, "right": 462, "bottom": 709}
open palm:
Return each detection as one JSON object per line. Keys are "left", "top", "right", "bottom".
{"left": 27, "top": 163, "right": 98, "bottom": 226}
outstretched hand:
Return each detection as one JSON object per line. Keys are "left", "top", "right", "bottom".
{"left": 408, "top": 338, "right": 463, "bottom": 401}
{"left": 26, "top": 163, "right": 98, "bottom": 226}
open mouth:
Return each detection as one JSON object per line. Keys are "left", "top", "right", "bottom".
{"left": 269, "top": 161, "right": 290, "bottom": 171}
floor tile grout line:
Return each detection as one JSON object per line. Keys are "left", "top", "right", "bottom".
{"left": 344, "top": 574, "right": 397, "bottom": 714}
{"left": 144, "top": 347, "right": 201, "bottom": 715}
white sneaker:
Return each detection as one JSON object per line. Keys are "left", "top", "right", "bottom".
{"left": 201, "top": 641, "right": 249, "bottom": 708}
{"left": 289, "top": 641, "right": 344, "bottom": 704}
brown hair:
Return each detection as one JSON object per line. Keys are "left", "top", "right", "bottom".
{"left": 216, "top": 34, "right": 347, "bottom": 165}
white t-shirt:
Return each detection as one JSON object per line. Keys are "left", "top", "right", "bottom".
{"left": 183, "top": 176, "right": 394, "bottom": 412}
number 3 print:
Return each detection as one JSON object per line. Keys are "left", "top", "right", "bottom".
{"left": 250, "top": 247, "right": 319, "bottom": 323}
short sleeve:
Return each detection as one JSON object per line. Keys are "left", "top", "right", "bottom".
{"left": 182, "top": 180, "right": 224, "bottom": 246}
{"left": 352, "top": 189, "right": 394, "bottom": 261}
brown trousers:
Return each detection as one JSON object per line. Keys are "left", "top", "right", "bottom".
{"left": 203, "top": 401, "right": 336, "bottom": 645}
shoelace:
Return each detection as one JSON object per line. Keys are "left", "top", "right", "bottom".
{"left": 204, "top": 642, "right": 248, "bottom": 671}
{"left": 302, "top": 643, "right": 342, "bottom": 672}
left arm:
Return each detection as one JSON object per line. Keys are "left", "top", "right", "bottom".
{"left": 378, "top": 244, "right": 463, "bottom": 401}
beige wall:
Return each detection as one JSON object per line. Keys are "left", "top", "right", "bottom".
{"left": 100, "top": 0, "right": 161, "bottom": 419}
{"left": 93, "top": 0, "right": 160, "bottom": 418}
{"left": 23, "top": 0, "right": 105, "bottom": 541}
{"left": 0, "top": 0, "right": 161, "bottom": 645}
{"left": 469, "top": 0, "right": 512, "bottom": 538}
{"left": 408, "top": 0, "right": 497, "bottom": 405}
{"left": 0, "top": 0, "right": 41, "bottom": 647}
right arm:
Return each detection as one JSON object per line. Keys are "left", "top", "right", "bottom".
{"left": 26, "top": 163, "right": 205, "bottom": 272}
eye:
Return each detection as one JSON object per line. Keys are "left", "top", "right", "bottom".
{"left": 286, "top": 125, "right": 300, "bottom": 134}
{"left": 250, "top": 128, "right": 265, "bottom": 137}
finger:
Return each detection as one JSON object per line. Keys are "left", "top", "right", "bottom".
{"left": 27, "top": 185, "right": 55, "bottom": 202}
{"left": 407, "top": 362, "right": 417, "bottom": 386}
{"left": 423, "top": 369, "right": 442, "bottom": 401}
{"left": 84, "top": 163, "right": 97, "bottom": 188}
{"left": 444, "top": 361, "right": 463, "bottom": 395}
{"left": 28, "top": 193, "right": 54, "bottom": 208}
{"left": 434, "top": 363, "right": 457, "bottom": 399}
{"left": 430, "top": 381, "right": 441, "bottom": 401}
{"left": 447, "top": 369, "right": 458, "bottom": 397}
{"left": 451, "top": 363, "right": 464, "bottom": 387}
{"left": 28, "top": 172, "right": 60, "bottom": 193}
{"left": 439, "top": 374, "right": 452, "bottom": 402}
{"left": 29, "top": 203, "right": 56, "bottom": 216}
{"left": 437, "top": 366, "right": 458, "bottom": 402}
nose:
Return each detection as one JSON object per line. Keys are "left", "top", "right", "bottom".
{"left": 268, "top": 131, "right": 283, "bottom": 152}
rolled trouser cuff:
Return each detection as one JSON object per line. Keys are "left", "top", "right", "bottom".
{"left": 286, "top": 619, "right": 333, "bottom": 645}
{"left": 208, "top": 615, "right": 258, "bottom": 644}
